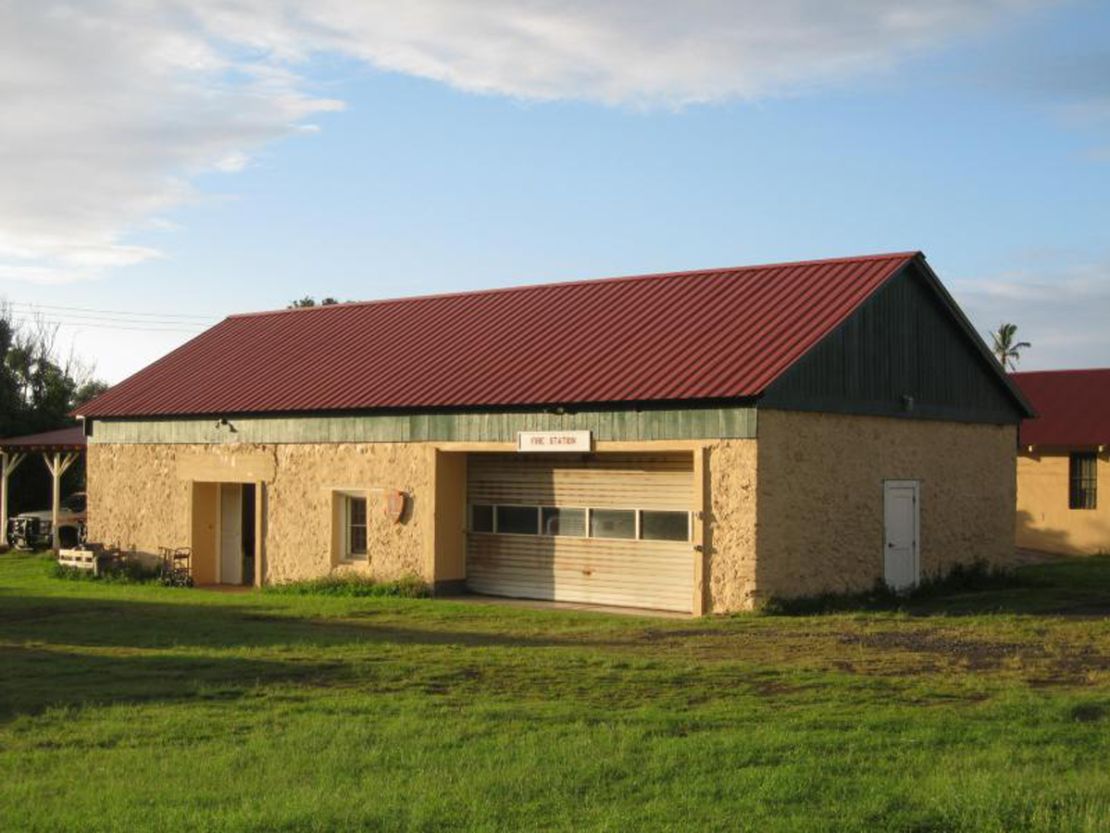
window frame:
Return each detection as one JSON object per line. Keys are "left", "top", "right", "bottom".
{"left": 639, "top": 509, "right": 693, "bottom": 542}
{"left": 493, "top": 504, "right": 541, "bottom": 536}
{"left": 466, "top": 504, "right": 693, "bottom": 543}
{"left": 1069, "top": 452, "right": 1098, "bottom": 511}
{"left": 343, "top": 493, "right": 369, "bottom": 561}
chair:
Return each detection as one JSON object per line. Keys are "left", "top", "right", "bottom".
{"left": 159, "top": 546, "right": 193, "bottom": 587}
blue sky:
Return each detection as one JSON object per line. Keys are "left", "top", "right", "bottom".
{"left": 2, "top": 1, "right": 1108, "bottom": 383}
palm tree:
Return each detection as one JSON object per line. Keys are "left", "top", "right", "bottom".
{"left": 990, "top": 323, "right": 1030, "bottom": 371}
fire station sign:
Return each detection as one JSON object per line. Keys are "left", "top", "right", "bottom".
{"left": 516, "top": 430, "right": 592, "bottom": 453}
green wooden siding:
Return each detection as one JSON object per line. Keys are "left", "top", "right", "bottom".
{"left": 88, "top": 406, "right": 757, "bottom": 445}
{"left": 760, "top": 263, "right": 1024, "bottom": 424}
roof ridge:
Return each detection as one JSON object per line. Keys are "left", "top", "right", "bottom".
{"left": 1012, "top": 368, "right": 1110, "bottom": 376}
{"left": 229, "top": 251, "right": 921, "bottom": 320}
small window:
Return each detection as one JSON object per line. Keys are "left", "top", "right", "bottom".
{"left": 590, "top": 509, "right": 636, "bottom": 539}
{"left": 640, "top": 510, "right": 690, "bottom": 542}
{"left": 496, "top": 505, "right": 539, "bottom": 535}
{"left": 346, "top": 495, "right": 368, "bottom": 558}
{"left": 542, "top": 507, "right": 586, "bottom": 537}
{"left": 1069, "top": 453, "right": 1097, "bottom": 510}
{"left": 470, "top": 504, "right": 494, "bottom": 533}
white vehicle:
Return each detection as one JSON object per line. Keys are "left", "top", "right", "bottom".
{"left": 7, "top": 492, "right": 87, "bottom": 550}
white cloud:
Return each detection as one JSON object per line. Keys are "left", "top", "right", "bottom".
{"left": 1, "top": 0, "right": 1046, "bottom": 283}
{"left": 952, "top": 259, "right": 1110, "bottom": 371}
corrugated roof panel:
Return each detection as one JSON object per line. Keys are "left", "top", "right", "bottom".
{"left": 79, "top": 252, "right": 921, "bottom": 418}
{"left": 1012, "top": 369, "right": 1110, "bottom": 446}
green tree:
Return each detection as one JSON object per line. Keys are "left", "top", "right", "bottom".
{"left": 990, "top": 323, "right": 1031, "bottom": 372}
{"left": 0, "top": 307, "right": 108, "bottom": 516}
{"left": 287, "top": 297, "right": 339, "bottom": 309}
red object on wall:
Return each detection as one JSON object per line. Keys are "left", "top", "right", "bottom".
{"left": 384, "top": 490, "right": 406, "bottom": 524}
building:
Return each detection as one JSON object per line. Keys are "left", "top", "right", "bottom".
{"left": 77, "top": 252, "right": 1030, "bottom": 614}
{"left": 1012, "top": 369, "right": 1109, "bottom": 556}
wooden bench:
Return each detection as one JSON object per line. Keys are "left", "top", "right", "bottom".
{"left": 58, "top": 547, "right": 101, "bottom": 575}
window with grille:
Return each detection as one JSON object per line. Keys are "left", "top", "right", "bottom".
{"left": 346, "top": 495, "right": 368, "bottom": 557}
{"left": 1069, "top": 453, "right": 1097, "bottom": 510}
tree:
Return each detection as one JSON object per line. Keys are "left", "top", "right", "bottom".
{"left": 990, "top": 323, "right": 1031, "bottom": 372}
{"left": 0, "top": 305, "right": 109, "bottom": 516}
{"left": 287, "top": 296, "right": 339, "bottom": 309}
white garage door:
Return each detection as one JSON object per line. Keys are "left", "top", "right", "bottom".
{"left": 466, "top": 453, "right": 695, "bottom": 613}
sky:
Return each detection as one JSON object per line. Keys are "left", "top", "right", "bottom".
{"left": 1, "top": 1, "right": 1109, "bottom": 384}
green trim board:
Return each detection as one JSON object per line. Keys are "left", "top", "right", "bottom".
{"left": 88, "top": 406, "right": 758, "bottom": 445}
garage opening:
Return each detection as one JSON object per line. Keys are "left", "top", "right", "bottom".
{"left": 465, "top": 453, "right": 695, "bottom": 613}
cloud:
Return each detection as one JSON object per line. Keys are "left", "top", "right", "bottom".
{"left": 1, "top": 1, "right": 1046, "bottom": 283}
{"left": 951, "top": 258, "right": 1110, "bottom": 371}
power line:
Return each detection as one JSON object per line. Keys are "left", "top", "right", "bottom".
{"left": 8, "top": 315, "right": 206, "bottom": 334}
{"left": 7, "top": 307, "right": 218, "bottom": 327}
{"left": 6, "top": 301, "right": 219, "bottom": 322}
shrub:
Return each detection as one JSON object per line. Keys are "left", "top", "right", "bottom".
{"left": 264, "top": 573, "right": 430, "bottom": 598}
{"left": 52, "top": 557, "right": 164, "bottom": 585}
{"left": 761, "top": 560, "right": 1034, "bottom": 615}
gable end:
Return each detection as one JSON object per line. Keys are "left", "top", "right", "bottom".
{"left": 759, "top": 259, "right": 1029, "bottom": 424}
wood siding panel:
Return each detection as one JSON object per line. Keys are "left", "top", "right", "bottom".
{"left": 761, "top": 264, "right": 1022, "bottom": 424}
{"left": 90, "top": 406, "right": 756, "bottom": 445}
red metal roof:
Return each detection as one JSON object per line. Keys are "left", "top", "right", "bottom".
{"left": 79, "top": 252, "right": 920, "bottom": 418}
{"left": 0, "top": 425, "right": 86, "bottom": 451}
{"left": 1012, "top": 369, "right": 1110, "bottom": 447}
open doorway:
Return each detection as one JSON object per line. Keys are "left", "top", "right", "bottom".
{"left": 217, "top": 482, "right": 256, "bottom": 586}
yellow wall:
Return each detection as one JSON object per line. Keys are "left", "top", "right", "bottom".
{"left": 752, "top": 410, "right": 1017, "bottom": 605}
{"left": 88, "top": 416, "right": 1018, "bottom": 611}
{"left": 88, "top": 442, "right": 435, "bottom": 584}
{"left": 704, "top": 439, "right": 759, "bottom": 612}
{"left": 1016, "top": 450, "right": 1110, "bottom": 555}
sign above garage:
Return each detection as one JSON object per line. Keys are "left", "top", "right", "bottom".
{"left": 516, "top": 430, "right": 592, "bottom": 453}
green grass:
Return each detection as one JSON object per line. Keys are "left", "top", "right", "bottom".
{"left": 0, "top": 553, "right": 1108, "bottom": 832}
{"left": 263, "top": 573, "right": 430, "bottom": 598}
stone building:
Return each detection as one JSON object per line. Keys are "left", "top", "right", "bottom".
{"left": 78, "top": 252, "right": 1030, "bottom": 613}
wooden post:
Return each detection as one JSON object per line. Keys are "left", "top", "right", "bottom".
{"left": 1, "top": 451, "right": 27, "bottom": 548}
{"left": 42, "top": 451, "right": 79, "bottom": 553}
{"left": 692, "top": 445, "right": 708, "bottom": 616}
{"left": 254, "top": 481, "right": 265, "bottom": 588}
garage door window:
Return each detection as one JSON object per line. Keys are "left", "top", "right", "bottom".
{"left": 496, "top": 505, "right": 540, "bottom": 535}
{"left": 640, "top": 510, "right": 690, "bottom": 542}
{"left": 542, "top": 507, "right": 586, "bottom": 537}
{"left": 590, "top": 509, "right": 637, "bottom": 539}
{"left": 471, "top": 504, "right": 494, "bottom": 533}
{"left": 470, "top": 504, "right": 690, "bottom": 543}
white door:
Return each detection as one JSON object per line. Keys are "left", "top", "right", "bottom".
{"left": 883, "top": 480, "right": 919, "bottom": 591}
{"left": 219, "top": 483, "right": 243, "bottom": 585}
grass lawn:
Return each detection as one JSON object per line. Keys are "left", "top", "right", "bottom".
{"left": 1, "top": 554, "right": 1109, "bottom": 832}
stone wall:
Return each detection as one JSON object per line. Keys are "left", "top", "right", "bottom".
{"left": 704, "top": 439, "right": 759, "bottom": 612}
{"left": 87, "top": 442, "right": 435, "bottom": 584}
{"left": 86, "top": 443, "right": 192, "bottom": 557}
{"left": 1016, "top": 450, "right": 1110, "bottom": 555}
{"left": 753, "top": 410, "right": 1017, "bottom": 604}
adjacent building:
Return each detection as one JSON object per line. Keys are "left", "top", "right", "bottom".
{"left": 1012, "top": 369, "right": 1109, "bottom": 556}
{"left": 77, "top": 252, "right": 1030, "bottom": 613}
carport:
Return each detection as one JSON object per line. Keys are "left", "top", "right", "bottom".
{"left": 0, "top": 425, "right": 86, "bottom": 552}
